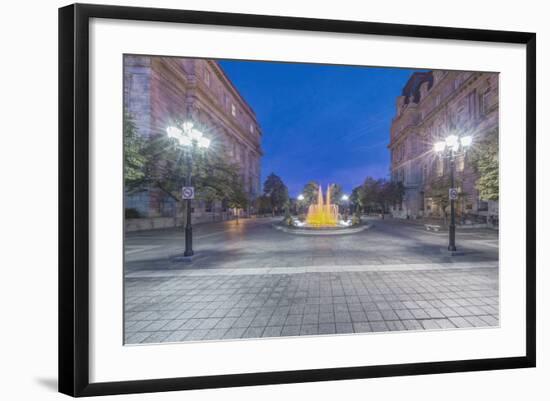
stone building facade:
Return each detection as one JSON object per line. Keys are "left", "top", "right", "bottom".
{"left": 124, "top": 55, "right": 262, "bottom": 231}
{"left": 388, "top": 70, "right": 499, "bottom": 221}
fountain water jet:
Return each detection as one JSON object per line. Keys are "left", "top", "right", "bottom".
{"left": 305, "top": 184, "right": 339, "bottom": 227}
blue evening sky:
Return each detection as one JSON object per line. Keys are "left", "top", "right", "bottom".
{"left": 219, "top": 60, "right": 417, "bottom": 197}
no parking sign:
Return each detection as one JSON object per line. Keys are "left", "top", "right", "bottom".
{"left": 449, "top": 188, "right": 458, "bottom": 200}
{"left": 182, "top": 186, "right": 195, "bottom": 200}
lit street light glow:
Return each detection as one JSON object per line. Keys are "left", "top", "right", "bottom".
{"left": 433, "top": 141, "right": 446, "bottom": 152}
{"left": 198, "top": 136, "right": 211, "bottom": 149}
{"left": 166, "top": 122, "right": 210, "bottom": 149}
{"left": 297, "top": 194, "right": 304, "bottom": 201}
{"left": 432, "top": 132, "right": 473, "bottom": 252}
{"left": 461, "top": 135, "right": 473, "bottom": 147}
{"left": 341, "top": 194, "right": 349, "bottom": 201}
{"left": 165, "top": 121, "right": 212, "bottom": 258}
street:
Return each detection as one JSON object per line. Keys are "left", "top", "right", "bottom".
{"left": 124, "top": 217, "right": 499, "bottom": 344}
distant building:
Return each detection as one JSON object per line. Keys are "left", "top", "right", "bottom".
{"left": 124, "top": 55, "right": 262, "bottom": 231}
{"left": 388, "top": 70, "right": 499, "bottom": 221}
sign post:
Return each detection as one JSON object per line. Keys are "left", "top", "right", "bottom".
{"left": 182, "top": 186, "right": 195, "bottom": 200}
{"left": 449, "top": 188, "right": 458, "bottom": 200}
{"left": 182, "top": 186, "right": 195, "bottom": 257}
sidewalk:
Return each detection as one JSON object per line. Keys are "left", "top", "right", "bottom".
{"left": 125, "top": 263, "right": 499, "bottom": 344}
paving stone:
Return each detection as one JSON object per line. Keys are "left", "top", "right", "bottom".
{"left": 268, "top": 314, "right": 288, "bottom": 326}
{"left": 303, "top": 313, "right": 319, "bottom": 324}
{"left": 223, "top": 327, "right": 247, "bottom": 339}
{"left": 319, "top": 312, "right": 335, "bottom": 323}
{"left": 420, "top": 320, "right": 440, "bottom": 330}
{"left": 125, "top": 221, "right": 499, "bottom": 344}
{"left": 370, "top": 321, "right": 390, "bottom": 332}
{"left": 145, "top": 331, "right": 172, "bottom": 343}
{"left": 164, "top": 330, "right": 191, "bottom": 342}
{"left": 300, "top": 324, "right": 319, "bottom": 335}
{"left": 478, "top": 315, "right": 499, "bottom": 326}
{"left": 395, "top": 309, "right": 415, "bottom": 320}
{"left": 402, "top": 320, "right": 423, "bottom": 330}
{"left": 262, "top": 326, "right": 283, "bottom": 337}
{"left": 197, "top": 318, "right": 221, "bottom": 330}
{"left": 281, "top": 325, "right": 301, "bottom": 336}
{"left": 242, "top": 327, "right": 264, "bottom": 338}
{"left": 386, "top": 320, "right": 406, "bottom": 331}
{"left": 465, "top": 316, "right": 490, "bottom": 327}
{"left": 335, "top": 323, "right": 354, "bottom": 334}
{"left": 125, "top": 332, "right": 152, "bottom": 344}
{"left": 366, "top": 311, "right": 383, "bottom": 321}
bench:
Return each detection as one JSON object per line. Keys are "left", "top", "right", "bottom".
{"left": 425, "top": 224, "right": 441, "bottom": 232}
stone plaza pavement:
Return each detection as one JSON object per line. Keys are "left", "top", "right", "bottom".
{"left": 124, "top": 217, "right": 499, "bottom": 344}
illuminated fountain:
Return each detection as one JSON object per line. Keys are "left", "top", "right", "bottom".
{"left": 274, "top": 183, "right": 370, "bottom": 234}
{"left": 306, "top": 184, "right": 339, "bottom": 227}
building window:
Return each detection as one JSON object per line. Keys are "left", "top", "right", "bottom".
{"left": 478, "top": 199, "right": 489, "bottom": 211}
{"left": 435, "top": 95, "right": 441, "bottom": 107}
{"left": 437, "top": 158, "right": 444, "bottom": 177}
{"left": 249, "top": 124, "right": 254, "bottom": 134}
{"left": 231, "top": 104, "right": 236, "bottom": 117}
{"left": 422, "top": 164, "right": 427, "bottom": 183}
{"left": 467, "top": 90, "right": 477, "bottom": 119}
{"left": 480, "top": 90, "right": 490, "bottom": 115}
{"left": 457, "top": 155, "right": 465, "bottom": 172}
{"left": 204, "top": 69, "right": 210, "bottom": 87}
{"left": 454, "top": 78, "right": 460, "bottom": 90}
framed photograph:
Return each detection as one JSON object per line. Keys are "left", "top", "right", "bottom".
{"left": 58, "top": 3, "right": 536, "bottom": 397}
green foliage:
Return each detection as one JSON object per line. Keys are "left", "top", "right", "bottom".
{"left": 124, "top": 114, "right": 146, "bottom": 184}
{"left": 351, "top": 177, "right": 403, "bottom": 213}
{"left": 124, "top": 119, "right": 247, "bottom": 211}
{"left": 350, "top": 186, "right": 364, "bottom": 213}
{"left": 124, "top": 208, "right": 141, "bottom": 219}
{"left": 470, "top": 129, "right": 499, "bottom": 201}
{"left": 226, "top": 177, "right": 249, "bottom": 211}
{"left": 330, "top": 184, "right": 343, "bottom": 205}
{"left": 301, "top": 181, "right": 319, "bottom": 206}
{"left": 263, "top": 173, "right": 289, "bottom": 214}
{"left": 255, "top": 195, "right": 272, "bottom": 214}
{"left": 426, "top": 174, "right": 465, "bottom": 216}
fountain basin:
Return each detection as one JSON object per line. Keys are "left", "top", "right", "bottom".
{"left": 272, "top": 222, "right": 372, "bottom": 236}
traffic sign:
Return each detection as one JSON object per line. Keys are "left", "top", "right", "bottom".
{"left": 182, "top": 186, "right": 195, "bottom": 200}
{"left": 449, "top": 188, "right": 458, "bottom": 200}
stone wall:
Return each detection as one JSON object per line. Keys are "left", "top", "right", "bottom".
{"left": 124, "top": 55, "right": 262, "bottom": 231}
{"left": 389, "top": 70, "right": 499, "bottom": 219}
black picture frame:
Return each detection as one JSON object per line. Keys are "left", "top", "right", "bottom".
{"left": 59, "top": 3, "right": 536, "bottom": 397}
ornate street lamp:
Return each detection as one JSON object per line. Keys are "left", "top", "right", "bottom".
{"left": 166, "top": 121, "right": 211, "bottom": 257}
{"left": 433, "top": 134, "right": 473, "bottom": 252}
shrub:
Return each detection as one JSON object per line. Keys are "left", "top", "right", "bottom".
{"left": 125, "top": 208, "right": 141, "bottom": 219}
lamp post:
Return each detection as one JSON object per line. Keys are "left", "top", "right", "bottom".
{"left": 297, "top": 194, "right": 305, "bottom": 215}
{"left": 433, "top": 134, "right": 472, "bottom": 252}
{"left": 167, "top": 121, "right": 211, "bottom": 257}
{"left": 340, "top": 194, "right": 349, "bottom": 220}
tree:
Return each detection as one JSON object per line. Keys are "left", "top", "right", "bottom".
{"left": 301, "top": 181, "right": 319, "bottom": 206}
{"left": 255, "top": 195, "right": 272, "bottom": 215}
{"left": 124, "top": 114, "right": 146, "bottom": 184}
{"left": 227, "top": 177, "right": 249, "bottom": 224}
{"left": 330, "top": 184, "right": 343, "bottom": 205}
{"left": 125, "top": 126, "right": 246, "bottom": 224}
{"left": 470, "top": 129, "right": 499, "bottom": 201}
{"left": 263, "top": 173, "right": 289, "bottom": 215}
{"left": 425, "top": 175, "right": 465, "bottom": 224}
{"left": 360, "top": 177, "right": 383, "bottom": 212}
{"left": 350, "top": 185, "right": 364, "bottom": 214}
{"left": 382, "top": 180, "right": 405, "bottom": 212}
